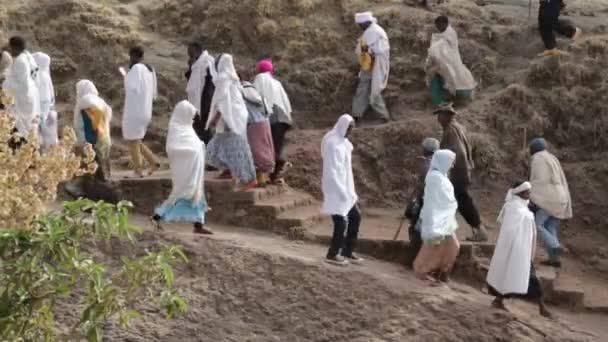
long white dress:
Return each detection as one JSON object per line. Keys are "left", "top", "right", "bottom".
{"left": 321, "top": 114, "right": 358, "bottom": 217}
{"left": 122, "top": 63, "right": 157, "bottom": 140}
{"left": 2, "top": 51, "right": 40, "bottom": 137}
{"left": 32, "top": 52, "right": 58, "bottom": 148}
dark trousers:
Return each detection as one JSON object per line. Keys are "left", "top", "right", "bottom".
{"left": 452, "top": 182, "right": 481, "bottom": 229}
{"left": 407, "top": 223, "right": 422, "bottom": 268}
{"left": 271, "top": 122, "right": 290, "bottom": 162}
{"left": 327, "top": 205, "right": 361, "bottom": 258}
{"left": 539, "top": 0, "right": 576, "bottom": 50}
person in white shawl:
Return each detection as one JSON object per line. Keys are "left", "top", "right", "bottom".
{"left": 414, "top": 149, "right": 460, "bottom": 283}
{"left": 186, "top": 42, "right": 215, "bottom": 144}
{"left": 352, "top": 11, "right": 390, "bottom": 122}
{"left": 321, "top": 114, "right": 363, "bottom": 266}
{"left": 425, "top": 16, "right": 477, "bottom": 107}
{"left": 2, "top": 36, "right": 40, "bottom": 142}
{"left": 153, "top": 101, "right": 212, "bottom": 235}
{"left": 122, "top": 46, "right": 160, "bottom": 178}
{"left": 486, "top": 181, "right": 552, "bottom": 318}
{"left": 253, "top": 58, "right": 293, "bottom": 184}
{"left": 32, "top": 52, "right": 58, "bottom": 150}
{"left": 206, "top": 53, "right": 257, "bottom": 190}
{"left": 0, "top": 50, "right": 13, "bottom": 110}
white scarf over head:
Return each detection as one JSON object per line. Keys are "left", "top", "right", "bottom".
{"left": 122, "top": 63, "right": 157, "bottom": 140}
{"left": 487, "top": 182, "right": 536, "bottom": 295}
{"left": 420, "top": 149, "right": 458, "bottom": 241}
{"left": 2, "top": 51, "right": 40, "bottom": 137}
{"left": 321, "top": 114, "right": 358, "bottom": 216}
{"left": 163, "top": 100, "right": 206, "bottom": 206}
{"left": 73, "top": 79, "right": 113, "bottom": 145}
{"left": 207, "top": 54, "right": 248, "bottom": 136}
{"left": 186, "top": 51, "right": 215, "bottom": 113}
{"left": 253, "top": 72, "right": 292, "bottom": 123}
{"left": 426, "top": 25, "right": 477, "bottom": 94}
{"left": 31, "top": 52, "right": 55, "bottom": 116}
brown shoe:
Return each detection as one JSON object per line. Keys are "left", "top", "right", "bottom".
{"left": 193, "top": 223, "right": 213, "bottom": 235}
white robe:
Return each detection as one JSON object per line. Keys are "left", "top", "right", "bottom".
{"left": 487, "top": 196, "right": 536, "bottom": 295}
{"left": 206, "top": 54, "right": 248, "bottom": 137}
{"left": 321, "top": 114, "right": 358, "bottom": 216}
{"left": 162, "top": 100, "right": 206, "bottom": 206}
{"left": 32, "top": 52, "right": 57, "bottom": 148}
{"left": 253, "top": 72, "right": 293, "bottom": 124}
{"left": 426, "top": 25, "right": 477, "bottom": 94}
{"left": 186, "top": 51, "right": 215, "bottom": 113}
{"left": 2, "top": 51, "right": 40, "bottom": 137}
{"left": 122, "top": 63, "right": 157, "bottom": 140}
{"left": 420, "top": 150, "right": 459, "bottom": 241}
{"left": 357, "top": 23, "right": 390, "bottom": 98}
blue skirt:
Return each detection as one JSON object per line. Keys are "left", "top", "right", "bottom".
{"left": 155, "top": 198, "right": 206, "bottom": 224}
{"left": 206, "top": 132, "right": 256, "bottom": 183}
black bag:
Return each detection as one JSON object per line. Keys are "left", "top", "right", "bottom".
{"left": 405, "top": 197, "right": 421, "bottom": 221}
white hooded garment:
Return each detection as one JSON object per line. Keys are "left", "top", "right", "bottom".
{"left": 73, "top": 79, "right": 113, "bottom": 147}
{"left": 420, "top": 149, "right": 459, "bottom": 241}
{"left": 356, "top": 20, "right": 390, "bottom": 99}
{"left": 186, "top": 51, "right": 215, "bottom": 113}
{"left": 206, "top": 54, "right": 248, "bottom": 137}
{"left": 321, "top": 114, "right": 358, "bottom": 216}
{"left": 122, "top": 63, "right": 157, "bottom": 140}
{"left": 32, "top": 52, "right": 57, "bottom": 148}
{"left": 253, "top": 72, "right": 293, "bottom": 124}
{"left": 487, "top": 182, "right": 536, "bottom": 295}
{"left": 2, "top": 51, "right": 40, "bottom": 137}
{"left": 426, "top": 25, "right": 477, "bottom": 94}
{"left": 162, "top": 100, "right": 206, "bottom": 207}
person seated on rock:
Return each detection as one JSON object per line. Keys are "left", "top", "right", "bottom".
{"left": 528, "top": 138, "right": 572, "bottom": 268}
{"left": 322, "top": 114, "right": 363, "bottom": 266}
{"left": 206, "top": 54, "right": 257, "bottom": 191}
{"left": 352, "top": 11, "right": 391, "bottom": 123}
{"left": 32, "top": 52, "right": 58, "bottom": 152}
{"left": 404, "top": 137, "right": 440, "bottom": 268}
{"left": 414, "top": 150, "right": 460, "bottom": 284}
{"left": 153, "top": 101, "right": 212, "bottom": 235}
{"left": 253, "top": 58, "right": 293, "bottom": 185}
{"left": 240, "top": 69, "right": 275, "bottom": 188}
{"left": 425, "top": 16, "right": 476, "bottom": 107}
{"left": 538, "top": 0, "right": 581, "bottom": 57}
{"left": 487, "top": 181, "right": 552, "bottom": 318}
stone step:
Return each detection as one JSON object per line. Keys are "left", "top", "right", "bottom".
{"left": 275, "top": 204, "right": 326, "bottom": 230}
{"left": 251, "top": 191, "right": 316, "bottom": 217}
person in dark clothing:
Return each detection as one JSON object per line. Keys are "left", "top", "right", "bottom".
{"left": 538, "top": 0, "right": 580, "bottom": 56}
{"left": 405, "top": 137, "right": 440, "bottom": 267}
{"left": 435, "top": 103, "right": 488, "bottom": 242}
{"left": 185, "top": 42, "right": 215, "bottom": 144}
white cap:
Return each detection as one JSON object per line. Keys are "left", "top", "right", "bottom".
{"left": 355, "top": 11, "right": 375, "bottom": 24}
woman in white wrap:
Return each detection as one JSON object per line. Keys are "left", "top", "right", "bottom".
{"left": 414, "top": 149, "right": 460, "bottom": 283}
{"left": 321, "top": 114, "right": 363, "bottom": 266}
{"left": 153, "top": 101, "right": 212, "bottom": 235}
{"left": 486, "top": 181, "right": 552, "bottom": 318}
{"left": 206, "top": 54, "right": 257, "bottom": 190}
{"left": 32, "top": 52, "right": 58, "bottom": 150}
{"left": 425, "top": 16, "right": 476, "bottom": 107}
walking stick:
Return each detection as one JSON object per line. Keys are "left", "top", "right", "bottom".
{"left": 528, "top": 0, "right": 532, "bottom": 19}
{"left": 393, "top": 217, "right": 406, "bottom": 241}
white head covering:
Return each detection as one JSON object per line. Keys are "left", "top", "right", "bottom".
{"left": 73, "top": 79, "right": 113, "bottom": 145}
{"left": 207, "top": 54, "right": 248, "bottom": 136}
{"left": 164, "top": 100, "right": 206, "bottom": 206}
{"left": 31, "top": 52, "right": 54, "bottom": 109}
{"left": 497, "top": 182, "right": 532, "bottom": 223}
{"left": 355, "top": 11, "right": 376, "bottom": 24}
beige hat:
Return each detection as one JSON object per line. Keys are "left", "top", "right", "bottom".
{"left": 432, "top": 102, "right": 457, "bottom": 115}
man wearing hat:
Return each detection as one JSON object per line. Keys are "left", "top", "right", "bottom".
{"left": 528, "top": 138, "right": 572, "bottom": 268}
{"left": 435, "top": 104, "right": 488, "bottom": 242}
{"left": 352, "top": 11, "right": 391, "bottom": 123}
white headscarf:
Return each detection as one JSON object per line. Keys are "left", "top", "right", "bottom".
{"left": 207, "top": 54, "right": 248, "bottom": 136}
{"left": 163, "top": 100, "right": 206, "bottom": 206}
{"left": 420, "top": 149, "right": 459, "bottom": 241}
{"left": 31, "top": 52, "right": 55, "bottom": 114}
{"left": 186, "top": 50, "right": 215, "bottom": 113}
{"left": 73, "top": 79, "right": 113, "bottom": 145}
{"left": 321, "top": 114, "right": 358, "bottom": 216}
{"left": 497, "top": 182, "right": 532, "bottom": 223}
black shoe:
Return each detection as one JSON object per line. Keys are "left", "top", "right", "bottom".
{"left": 540, "top": 260, "right": 562, "bottom": 268}
{"left": 193, "top": 222, "right": 213, "bottom": 235}
{"left": 151, "top": 215, "right": 163, "bottom": 230}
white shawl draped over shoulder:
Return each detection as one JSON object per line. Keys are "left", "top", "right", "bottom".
{"left": 206, "top": 54, "right": 248, "bottom": 137}
{"left": 420, "top": 149, "right": 458, "bottom": 241}
{"left": 122, "top": 63, "right": 157, "bottom": 140}
{"left": 253, "top": 72, "right": 293, "bottom": 124}
{"left": 487, "top": 184, "right": 536, "bottom": 295}
{"left": 2, "top": 51, "right": 40, "bottom": 136}
{"left": 187, "top": 51, "right": 214, "bottom": 113}
{"left": 163, "top": 100, "right": 206, "bottom": 206}
{"left": 73, "top": 80, "right": 112, "bottom": 146}
{"left": 321, "top": 114, "right": 358, "bottom": 216}
{"left": 358, "top": 23, "right": 390, "bottom": 98}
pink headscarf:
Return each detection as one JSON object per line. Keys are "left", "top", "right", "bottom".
{"left": 256, "top": 58, "right": 273, "bottom": 73}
